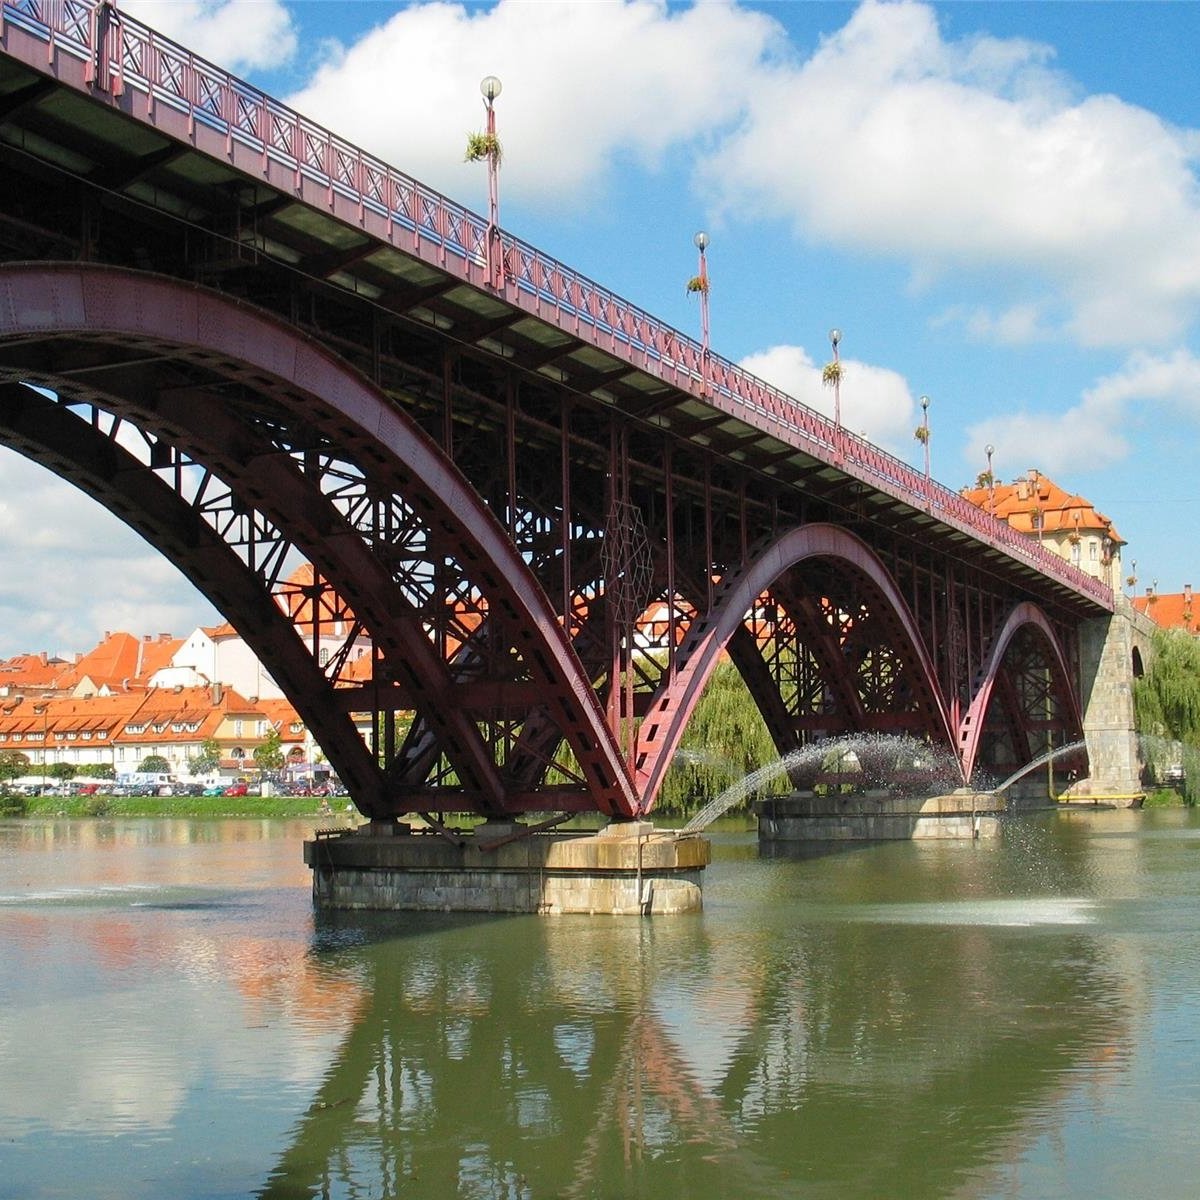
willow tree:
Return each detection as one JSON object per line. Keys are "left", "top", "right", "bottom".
{"left": 1133, "top": 628, "right": 1200, "bottom": 803}
{"left": 655, "top": 659, "right": 776, "bottom": 817}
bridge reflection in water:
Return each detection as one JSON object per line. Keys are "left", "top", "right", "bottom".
{"left": 260, "top": 835, "right": 1133, "bottom": 1200}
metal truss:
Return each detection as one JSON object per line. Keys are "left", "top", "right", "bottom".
{"left": 0, "top": 263, "right": 636, "bottom": 818}
{"left": 958, "top": 601, "right": 1084, "bottom": 784}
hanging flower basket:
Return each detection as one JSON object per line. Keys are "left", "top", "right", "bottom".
{"left": 686, "top": 275, "right": 709, "bottom": 294}
{"left": 822, "top": 361, "right": 843, "bottom": 387}
{"left": 1068, "top": 532, "right": 1081, "bottom": 545}
{"left": 464, "top": 131, "right": 502, "bottom": 163}
{"left": 913, "top": 425, "right": 929, "bottom": 444}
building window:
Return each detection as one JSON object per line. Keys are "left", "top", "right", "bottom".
{"left": 1071, "top": 541, "right": 1081, "bottom": 566}
{"left": 1089, "top": 540, "right": 1099, "bottom": 561}
{"left": 319, "top": 648, "right": 330, "bottom": 667}
{"left": 234, "top": 720, "right": 243, "bottom": 738}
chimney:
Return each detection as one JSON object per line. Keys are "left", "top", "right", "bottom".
{"left": 160, "top": 633, "right": 172, "bottom": 642}
{"left": 1186, "top": 584, "right": 1193, "bottom": 604}
{"left": 211, "top": 683, "right": 223, "bottom": 705}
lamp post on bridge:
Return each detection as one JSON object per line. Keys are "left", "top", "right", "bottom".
{"left": 692, "top": 231, "right": 710, "bottom": 392}
{"left": 826, "top": 327, "right": 843, "bottom": 459}
{"left": 985, "top": 443, "right": 995, "bottom": 516}
{"left": 918, "top": 395, "right": 931, "bottom": 500}
{"left": 478, "top": 74, "right": 503, "bottom": 288}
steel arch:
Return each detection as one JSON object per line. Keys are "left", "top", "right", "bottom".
{"left": 0, "top": 379, "right": 392, "bottom": 811}
{"left": 633, "top": 524, "right": 956, "bottom": 809}
{"left": 958, "top": 600, "right": 1084, "bottom": 785}
{"left": 0, "top": 263, "right": 637, "bottom": 818}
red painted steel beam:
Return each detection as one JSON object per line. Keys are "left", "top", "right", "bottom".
{"left": 634, "top": 524, "right": 958, "bottom": 811}
{"left": 0, "top": 262, "right": 638, "bottom": 818}
{"left": 957, "top": 600, "right": 1084, "bottom": 784}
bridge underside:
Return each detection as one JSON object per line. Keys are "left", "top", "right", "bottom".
{"left": 0, "top": 17, "right": 1104, "bottom": 819}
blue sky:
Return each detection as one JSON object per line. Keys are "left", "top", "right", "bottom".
{"left": 3, "top": 0, "right": 1200, "bottom": 656}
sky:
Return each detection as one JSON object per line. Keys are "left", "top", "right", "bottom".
{"left": 3, "top": 0, "right": 1200, "bottom": 657}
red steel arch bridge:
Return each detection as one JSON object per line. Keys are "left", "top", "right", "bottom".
{"left": 0, "top": 1, "right": 1114, "bottom": 823}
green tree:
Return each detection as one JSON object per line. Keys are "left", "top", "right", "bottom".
{"left": 47, "top": 762, "right": 75, "bottom": 783}
{"left": 1134, "top": 628, "right": 1200, "bottom": 803}
{"left": 655, "top": 659, "right": 776, "bottom": 817}
{"left": 0, "top": 749, "right": 30, "bottom": 782}
{"left": 252, "top": 729, "right": 284, "bottom": 778}
{"left": 188, "top": 737, "right": 222, "bottom": 776}
{"left": 139, "top": 754, "right": 171, "bottom": 773}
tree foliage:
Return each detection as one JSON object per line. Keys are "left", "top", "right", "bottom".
{"left": 188, "top": 737, "right": 222, "bottom": 776}
{"left": 139, "top": 754, "right": 171, "bottom": 773}
{"left": 252, "top": 729, "right": 285, "bottom": 775}
{"left": 1134, "top": 628, "right": 1200, "bottom": 803}
{"left": 655, "top": 659, "right": 776, "bottom": 816}
{"left": 0, "top": 749, "right": 30, "bottom": 781}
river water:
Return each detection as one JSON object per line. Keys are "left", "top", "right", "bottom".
{"left": 2, "top": 809, "right": 1199, "bottom": 1199}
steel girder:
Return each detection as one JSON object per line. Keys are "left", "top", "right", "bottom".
{"left": 957, "top": 601, "right": 1084, "bottom": 784}
{"left": 0, "top": 263, "right": 637, "bottom": 818}
{"left": 633, "top": 524, "right": 956, "bottom": 808}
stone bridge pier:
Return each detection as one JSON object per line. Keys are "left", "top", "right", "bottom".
{"left": 1069, "top": 597, "right": 1156, "bottom": 805}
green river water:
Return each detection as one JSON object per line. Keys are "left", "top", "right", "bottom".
{"left": 2, "top": 808, "right": 1199, "bottom": 1199}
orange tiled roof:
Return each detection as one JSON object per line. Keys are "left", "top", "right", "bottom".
{"left": 276, "top": 563, "right": 359, "bottom": 637}
{"left": 0, "top": 652, "right": 65, "bottom": 692}
{"left": 960, "top": 470, "right": 1124, "bottom": 543}
{"left": 255, "top": 698, "right": 306, "bottom": 743}
{"left": 52, "top": 631, "right": 183, "bottom": 693}
{"left": 1132, "top": 589, "right": 1199, "bottom": 634}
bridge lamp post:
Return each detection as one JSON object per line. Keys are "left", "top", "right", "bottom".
{"left": 693, "top": 231, "right": 710, "bottom": 389}
{"left": 919, "top": 394, "right": 931, "bottom": 493}
{"left": 479, "top": 74, "right": 503, "bottom": 286}
{"left": 985, "top": 443, "right": 995, "bottom": 515}
{"left": 828, "top": 328, "right": 843, "bottom": 457}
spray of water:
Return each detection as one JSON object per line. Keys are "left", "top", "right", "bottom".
{"left": 680, "top": 733, "right": 963, "bottom": 833}
{"left": 985, "top": 739, "right": 1089, "bottom": 795}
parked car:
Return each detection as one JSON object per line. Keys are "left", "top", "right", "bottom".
{"left": 201, "top": 784, "right": 226, "bottom": 796}
{"left": 223, "top": 783, "right": 249, "bottom": 797}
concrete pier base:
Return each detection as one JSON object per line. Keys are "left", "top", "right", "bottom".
{"left": 304, "top": 820, "right": 710, "bottom": 915}
{"left": 755, "top": 789, "right": 1004, "bottom": 843}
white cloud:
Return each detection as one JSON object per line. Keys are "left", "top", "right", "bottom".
{"left": 120, "top": 0, "right": 297, "bottom": 72}
{"left": 739, "top": 343, "right": 917, "bottom": 453}
{"left": 283, "top": 0, "right": 781, "bottom": 208}
{"left": 965, "top": 348, "right": 1200, "bottom": 477}
{"left": 697, "top": 0, "right": 1200, "bottom": 349}
{"left": 0, "top": 451, "right": 215, "bottom": 656}
{"left": 273, "top": 0, "right": 1200, "bottom": 351}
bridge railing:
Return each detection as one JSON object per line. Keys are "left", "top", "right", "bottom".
{"left": 1, "top": 0, "right": 1113, "bottom": 610}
